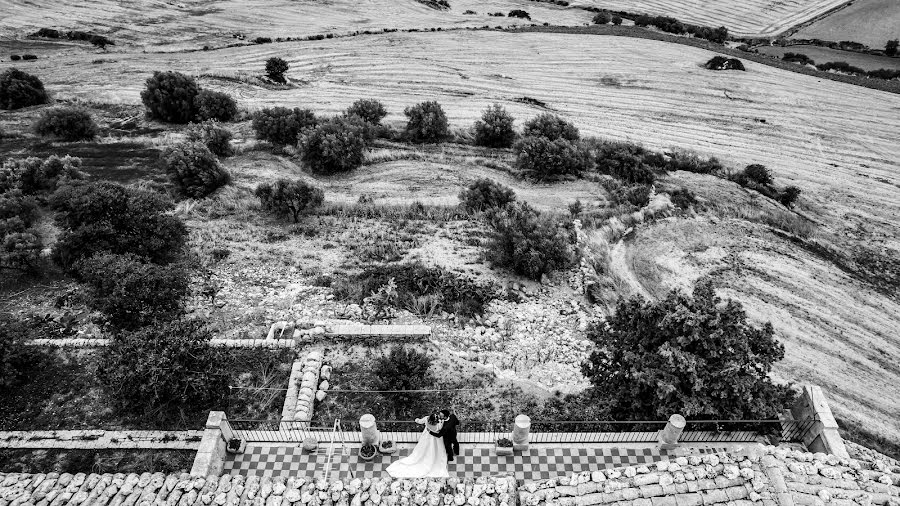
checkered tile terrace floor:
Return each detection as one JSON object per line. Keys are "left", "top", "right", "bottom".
{"left": 224, "top": 445, "right": 727, "bottom": 480}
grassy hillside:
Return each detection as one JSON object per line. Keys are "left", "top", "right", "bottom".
{"left": 792, "top": 0, "right": 900, "bottom": 48}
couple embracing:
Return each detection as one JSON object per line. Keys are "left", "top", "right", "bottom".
{"left": 385, "top": 409, "right": 460, "bottom": 478}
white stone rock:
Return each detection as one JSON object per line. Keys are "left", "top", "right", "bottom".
{"left": 591, "top": 472, "right": 605, "bottom": 483}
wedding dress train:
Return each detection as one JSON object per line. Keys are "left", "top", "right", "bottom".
{"left": 385, "top": 417, "right": 449, "bottom": 478}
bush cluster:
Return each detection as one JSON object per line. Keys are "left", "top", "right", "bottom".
{"left": 346, "top": 99, "right": 388, "bottom": 125}
{"left": 33, "top": 107, "right": 99, "bottom": 141}
{"left": 50, "top": 181, "right": 187, "bottom": 269}
{"left": 458, "top": 178, "right": 516, "bottom": 213}
{"left": 473, "top": 104, "right": 516, "bottom": 148}
{"left": 514, "top": 135, "right": 593, "bottom": 180}
{"left": 815, "top": 61, "right": 865, "bottom": 75}
{"left": 594, "top": 140, "right": 665, "bottom": 184}
{"left": 404, "top": 101, "right": 450, "bottom": 143}
{"left": 0, "top": 316, "right": 35, "bottom": 389}
{"left": 705, "top": 56, "right": 745, "bottom": 71}
{"left": 0, "top": 68, "right": 48, "bottom": 110}
{"left": 592, "top": 12, "right": 611, "bottom": 24}
{"left": 194, "top": 89, "right": 238, "bottom": 122}
{"left": 508, "top": 9, "right": 530, "bottom": 20}
{"left": 483, "top": 202, "right": 576, "bottom": 280}
{"left": 161, "top": 142, "right": 231, "bottom": 198}
{"left": 298, "top": 116, "right": 368, "bottom": 174}
{"left": 0, "top": 155, "right": 86, "bottom": 272}
{"left": 185, "top": 120, "right": 233, "bottom": 157}
{"left": 76, "top": 252, "right": 190, "bottom": 330}
{"left": 782, "top": 52, "right": 815, "bottom": 65}
{"left": 141, "top": 71, "right": 201, "bottom": 123}
{"left": 521, "top": 113, "right": 579, "bottom": 142}
{"left": 254, "top": 178, "right": 324, "bottom": 222}
{"left": 97, "top": 318, "right": 228, "bottom": 416}
{"left": 669, "top": 187, "right": 697, "bottom": 210}
{"left": 252, "top": 106, "right": 317, "bottom": 146}
{"left": 332, "top": 262, "right": 497, "bottom": 318}
{"left": 730, "top": 164, "right": 801, "bottom": 208}
{"left": 634, "top": 14, "right": 728, "bottom": 43}
{"left": 666, "top": 149, "right": 724, "bottom": 175}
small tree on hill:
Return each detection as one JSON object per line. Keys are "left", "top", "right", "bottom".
{"left": 265, "top": 57, "right": 289, "bottom": 82}
{"left": 194, "top": 89, "right": 238, "bottom": 122}
{"left": 346, "top": 99, "right": 388, "bottom": 125}
{"left": 254, "top": 178, "right": 324, "bottom": 222}
{"left": 0, "top": 68, "right": 48, "bottom": 110}
{"left": 404, "top": 101, "right": 450, "bottom": 143}
{"left": 252, "top": 107, "right": 317, "bottom": 146}
{"left": 473, "top": 104, "right": 516, "bottom": 148}
{"left": 33, "top": 107, "right": 99, "bottom": 141}
{"left": 582, "top": 280, "right": 794, "bottom": 420}
{"left": 97, "top": 318, "right": 228, "bottom": 417}
{"left": 161, "top": 142, "right": 231, "bottom": 198}
{"left": 885, "top": 39, "right": 899, "bottom": 57}
{"left": 592, "top": 12, "right": 611, "bottom": 24}
{"left": 298, "top": 116, "right": 368, "bottom": 174}
{"left": 484, "top": 202, "right": 576, "bottom": 280}
{"left": 458, "top": 178, "right": 516, "bottom": 213}
{"left": 521, "top": 113, "right": 579, "bottom": 141}
{"left": 743, "top": 164, "right": 773, "bottom": 186}
{"left": 141, "top": 71, "right": 200, "bottom": 123}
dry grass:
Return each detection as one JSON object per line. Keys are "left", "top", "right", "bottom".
{"left": 792, "top": 0, "right": 900, "bottom": 48}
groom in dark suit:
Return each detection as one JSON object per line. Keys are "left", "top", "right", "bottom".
{"left": 436, "top": 408, "right": 459, "bottom": 462}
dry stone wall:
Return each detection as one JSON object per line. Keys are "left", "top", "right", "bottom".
{"left": 281, "top": 351, "right": 324, "bottom": 422}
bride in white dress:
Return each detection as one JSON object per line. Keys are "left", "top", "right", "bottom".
{"left": 385, "top": 413, "right": 449, "bottom": 478}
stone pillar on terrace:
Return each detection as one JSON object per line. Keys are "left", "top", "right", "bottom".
{"left": 190, "top": 411, "right": 230, "bottom": 476}
{"left": 360, "top": 414, "right": 380, "bottom": 445}
{"left": 658, "top": 414, "right": 686, "bottom": 449}
{"left": 511, "top": 414, "right": 530, "bottom": 451}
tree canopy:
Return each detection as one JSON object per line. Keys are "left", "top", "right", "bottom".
{"left": 582, "top": 280, "right": 793, "bottom": 420}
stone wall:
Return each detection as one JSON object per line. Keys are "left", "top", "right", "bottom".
{"left": 281, "top": 351, "right": 324, "bottom": 423}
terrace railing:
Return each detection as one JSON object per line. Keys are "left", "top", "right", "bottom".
{"left": 227, "top": 418, "right": 816, "bottom": 444}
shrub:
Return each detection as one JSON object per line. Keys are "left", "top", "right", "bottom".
{"left": 403, "top": 101, "right": 450, "bottom": 143}
{"left": 743, "top": 164, "right": 773, "bottom": 186}
{"left": 594, "top": 141, "right": 660, "bottom": 184}
{"left": 459, "top": 178, "right": 516, "bottom": 213}
{"left": 816, "top": 61, "right": 865, "bottom": 75}
{"left": 1, "top": 231, "right": 42, "bottom": 272}
{"left": 666, "top": 150, "right": 724, "bottom": 175}
{"left": 635, "top": 14, "right": 652, "bottom": 27}
{"left": 618, "top": 184, "right": 652, "bottom": 207}
{"left": 254, "top": 37, "right": 272, "bottom": 44}
{"left": 473, "top": 104, "right": 516, "bottom": 148}
{"left": 185, "top": 120, "right": 233, "bottom": 157}
{"left": 265, "top": 57, "right": 289, "bottom": 82}
{"left": 886, "top": 39, "right": 899, "bottom": 57}
{"left": 254, "top": 178, "right": 324, "bottom": 222}
{"left": 705, "top": 56, "right": 745, "bottom": 71}
{"left": 161, "top": 142, "right": 230, "bottom": 198}
{"left": 140, "top": 71, "right": 200, "bottom": 123}
{"left": 76, "top": 252, "right": 190, "bottom": 329}
{"left": 22, "top": 55, "right": 37, "bottom": 61}
{"left": 10, "top": 55, "right": 21, "bottom": 61}
{"left": 508, "top": 9, "right": 530, "bottom": 20}
{"left": 782, "top": 52, "right": 814, "bottom": 65}
{"left": 778, "top": 186, "right": 801, "bottom": 208}
{"left": 33, "top": 107, "right": 99, "bottom": 141}
{"left": 521, "top": 113, "right": 579, "bottom": 141}
{"left": 514, "top": 136, "right": 593, "bottom": 180}
{"left": 371, "top": 345, "right": 434, "bottom": 419}
{"left": 298, "top": 116, "right": 367, "bottom": 174}
{"left": 463, "top": 9, "right": 476, "bottom": 14}
{"left": 251, "top": 107, "right": 317, "bottom": 146}
{"left": 592, "top": 12, "right": 610, "bottom": 24}
{"left": 1, "top": 155, "right": 86, "bottom": 195}
{"left": 670, "top": 187, "right": 697, "bottom": 209}
{"left": 193, "top": 89, "right": 238, "bottom": 122}
{"left": 582, "top": 280, "right": 794, "bottom": 420}
{"left": 0, "top": 191, "right": 38, "bottom": 231}
{"left": 483, "top": 202, "right": 576, "bottom": 280}
{"left": 611, "top": 15, "right": 622, "bottom": 25}
{"left": 0, "top": 68, "right": 48, "bottom": 110}
{"left": 0, "top": 316, "right": 33, "bottom": 389}
{"left": 50, "top": 182, "right": 187, "bottom": 269}
{"left": 346, "top": 99, "right": 388, "bottom": 125}
{"left": 97, "top": 318, "right": 228, "bottom": 416}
